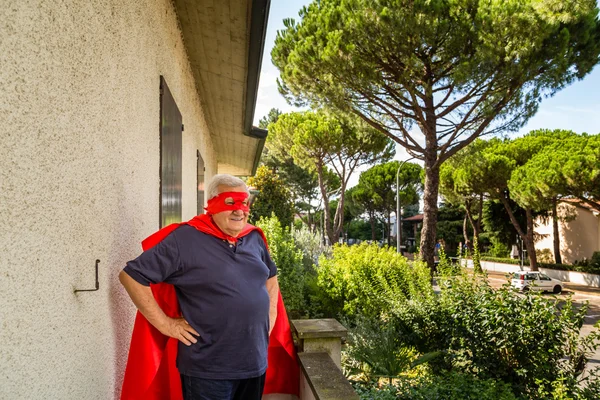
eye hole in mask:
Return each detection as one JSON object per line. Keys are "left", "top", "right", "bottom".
{"left": 205, "top": 191, "right": 250, "bottom": 215}
{"left": 225, "top": 197, "right": 249, "bottom": 206}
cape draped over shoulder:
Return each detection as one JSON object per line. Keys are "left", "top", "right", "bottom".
{"left": 120, "top": 214, "right": 299, "bottom": 400}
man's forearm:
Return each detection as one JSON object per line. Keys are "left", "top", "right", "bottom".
{"left": 119, "top": 270, "right": 199, "bottom": 345}
{"left": 266, "top": 276, "right": 279, "bottom": 335}
{"left": 119, "top": 270, "right": 170, "bottom": 332}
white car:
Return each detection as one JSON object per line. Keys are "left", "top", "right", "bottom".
{"left": 511, "top": 271, "right": 563, "bottom": 294}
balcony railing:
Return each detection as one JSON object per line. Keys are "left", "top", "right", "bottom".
{"left": 290, "top": 319, "right": 359, "bottom": 400}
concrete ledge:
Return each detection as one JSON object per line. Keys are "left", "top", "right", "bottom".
{"left": 291, "top": 319, "right": 347, "bottom": 369}
{"left": 292, "top": 319, "right": 348, "bottom": 339}
{"left": 298, "top": 352, "right": 359, "bottom": 400}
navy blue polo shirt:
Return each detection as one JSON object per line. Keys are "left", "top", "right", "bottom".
{"left": 123, "top": 225, "right": 277, "bottom": 379}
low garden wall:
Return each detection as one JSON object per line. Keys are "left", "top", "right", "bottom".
{"left": 461, "top": 259, "right": 600, "bottom": 288}
{"left": 290, "top": 319, "right": 359, "bottom": 400}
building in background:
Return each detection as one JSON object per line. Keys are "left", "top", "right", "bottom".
{"left": 0, "top": 0, "right": 270, "bottom": 397}
{"left": 535, "top": 200, "right": 600, "bottom": 265}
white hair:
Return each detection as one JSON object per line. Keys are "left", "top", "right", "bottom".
{"left": 207, "top": 174, "right": 248, "bottom": 199}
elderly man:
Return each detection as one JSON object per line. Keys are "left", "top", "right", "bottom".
{"left": 119, "top": 174, "right": 279, "bottom": 400}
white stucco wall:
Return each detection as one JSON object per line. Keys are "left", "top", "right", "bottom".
{"left": 535, "top": 204, "right": 600, "bottom": 264}
{"left": 0, "top": 1, "right": 217, "bottom": 398}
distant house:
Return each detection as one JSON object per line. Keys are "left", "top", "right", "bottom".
{"left": 1, "top": 1, "right": 270, "bottom": 398}
{"left": 535, "top": 200, "right": 600, "bottom": 264}
{"left": 401, "top": 213, "right": 424, "bottom": 248}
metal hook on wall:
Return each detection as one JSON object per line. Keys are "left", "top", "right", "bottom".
{"left": 74, "top": 259, "right": 100, "bottom": 293}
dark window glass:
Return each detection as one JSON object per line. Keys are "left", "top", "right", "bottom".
{"left": 159, "top": 76, "right": 182, "bottom": 227}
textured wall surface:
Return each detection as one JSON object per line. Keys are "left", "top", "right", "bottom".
{"left": 535, "top": 204, "right": 600, "bottom": 264}
{"left": 0, "top": 0, "right": 217, "bottom": 398}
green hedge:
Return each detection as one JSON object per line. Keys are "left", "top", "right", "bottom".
{"left": 352, "top": 372, "right": 518, "bottom": 400}
{"left": 392, "top": 275, "right": 600, "bottom": 398}
{"left": 479, "top": 256, "right": 525, "bottom": 266}
{"left": 315, "top": 243, "right": 433, "bottom": 320}
{"left": 256, "top": 215, "right": 306, "bottom": 315}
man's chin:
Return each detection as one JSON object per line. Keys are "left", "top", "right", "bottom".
{"left": 226, "top": 223, "right": 245, "bottom": 236}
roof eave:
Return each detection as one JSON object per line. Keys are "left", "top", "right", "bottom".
{"left": 243, "top": 0, "right": 271, "bottom": 176}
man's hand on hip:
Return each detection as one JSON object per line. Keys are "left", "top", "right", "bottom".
{"left": 160, "top": 317, "right": 200, "bottom": 346}
{"left": 119, "top": 271, "right": 200, "bottom": 346}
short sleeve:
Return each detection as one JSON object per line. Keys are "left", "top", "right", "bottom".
{"left": 259, "top": 238, "right": 277, "bottom": 279}
{"left": 122, "top": 230, "right": 182, "bottom": 286}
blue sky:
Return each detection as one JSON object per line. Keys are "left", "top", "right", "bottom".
{"left": 254, "top": 0, "right": 600, "bottom": 164}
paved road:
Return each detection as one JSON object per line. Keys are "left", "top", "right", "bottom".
{"left": 486, "top": 271, "right": 600, "bottom": 372}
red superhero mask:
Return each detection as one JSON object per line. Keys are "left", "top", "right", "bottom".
{"left": 205, "top": 191, "right": 250, "bottom": 215}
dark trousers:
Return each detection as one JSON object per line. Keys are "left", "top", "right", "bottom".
{"left": 180, "top": 373, "right": 266, "bottom": 400}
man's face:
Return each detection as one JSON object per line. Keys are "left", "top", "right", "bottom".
{"left": 210, "top": 185, "right": 249, "bottom": 237}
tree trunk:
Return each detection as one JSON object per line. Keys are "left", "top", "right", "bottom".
{"left": 316, "top": 163, "right": 335, "bottom": 245}
{"left": 525, "top": 208, "right": 538, "bottom": 271}
{"left": 463, "top": 212, "right": 469, "bottom": 245}
{"left": 419, "top": 151, "right": 440, "bottom": 271}
{"left": 477, "top": 193, "right": 483, "bottom": 237}
{"left": 464, "top": 199, "right": 478, "bottom": 239}
{"left": 499, "top": 196, "right": 538, "bottom": 271}
{"left": 387, "top": 210, "right": 392, "bottom": 246}
{"left": 369, "top": 211, "right": 376, "bottom": 241}
{"left": 321, "top": 211, "right": 326, "bottom": 245}
{"left": 332, "top": 182, "right": 347, "bottom": 245}
{"left": 552, "top": 197, "right": 562, "bottom": 264}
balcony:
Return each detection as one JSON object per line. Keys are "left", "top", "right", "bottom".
{"left": 288, "top": 319, "right": 359, "bottom": 400}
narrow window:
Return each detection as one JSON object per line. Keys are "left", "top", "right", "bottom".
{"left": 197, "top": 150, "right": 205, "bottom": 215}
{"left": 159, "top": 76, "right": 182, "bottom": 227}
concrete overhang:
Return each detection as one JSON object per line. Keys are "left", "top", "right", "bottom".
{"left": 173, "top": 0, "right": 270, "bottom": 176}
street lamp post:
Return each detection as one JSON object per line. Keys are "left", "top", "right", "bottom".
{"left": 396, "top": 157, "right": 415, "bottom": 253}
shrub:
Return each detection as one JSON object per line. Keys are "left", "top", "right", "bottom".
{"left": 291, "top": 225, "right": 330, "bottom": 270}
{"left": 396, "top": 372, "right": 517, "bottom": 400}
{"left": 392, "top": 275, "right": 600, "bottom": 398}
{"left": 536, "top": 248, "right": 554, "bottom": 263}
{"left": 315, "top": 243, "right": 433, "bottom": 321}
{"left": 576, "top": 367, "right": 600, "bottom": 399}
{"left": 569, "top": 255, "right": 600, "bottom": 274}
{"left": 592, "top": 251, "right": 600, "bottom": 268}
{"left": 480, "top": 256, "right": 526, "bottom": 265}
{"left": 290, "top": 225, "right": 332, "bottom": 318}
{"left": 343, "top": 315, "right": 419, "bottom": 383}
{"left": 574, "top": 258, "right": 590, "bottom": 267}
{"left": 436, "top": 245, "right": 461, "bottom": 277}
{"left": 487, "top": 236, "right": 510, "bottom": 258}
{"left": 352, "top": 383, "right": 398, "bottom": 400}
{"left": 532, "top": 372, "right": 600, "bottom": 400}
{"left": 256, "top": 214, "right": 306, "bottom": 316}
{"left": 352, "top": 372, "right": 517, "bottom": 400}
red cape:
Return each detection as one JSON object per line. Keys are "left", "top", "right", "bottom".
{"left": 121, "top": 214, "right": 299, "bottom": 400}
